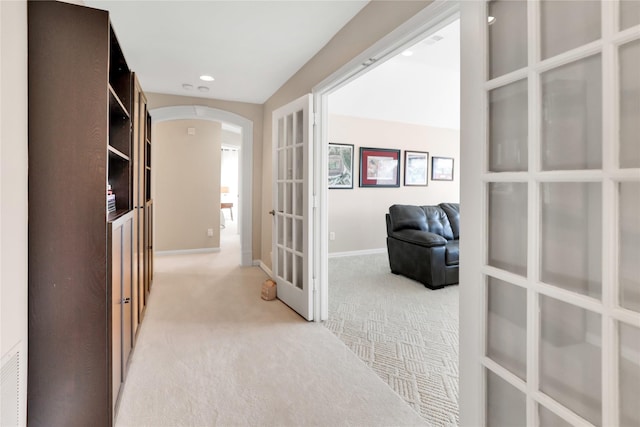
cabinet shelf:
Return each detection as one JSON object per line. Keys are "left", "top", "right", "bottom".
{"left": 108, "top": 145, "right": 130, "bottom": 162}
{"left": 108, "top": 209, "right": 131, "bottom": 223}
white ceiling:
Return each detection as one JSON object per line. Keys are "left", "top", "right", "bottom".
{"left": 85, "top": 0, "right": 369, "bottom": 104}
{"left": 329, "top": 19, "right": 460, "bottom": 130}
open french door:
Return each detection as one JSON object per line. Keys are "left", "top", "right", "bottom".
{"left": 272, "top": 94, "right": 314, "bottom": 320}
{"left": 460, "top": 1, "right": 640, "bottom": 426}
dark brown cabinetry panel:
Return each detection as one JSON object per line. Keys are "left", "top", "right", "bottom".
{"left": 27, "top": 1, "right": 148, "bottom": 425}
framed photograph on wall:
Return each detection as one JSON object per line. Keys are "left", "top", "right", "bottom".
{"left": 328, "top": 143, "right": 354, "bottom": 189}
{"left": 431, "top": 156, "right": 454, "bottom": 181}
{"left": 359, "top": 147, "right": 400, "bottom": 187}
{"left": 404, "top": 151, "right": 429, "bottom": 186}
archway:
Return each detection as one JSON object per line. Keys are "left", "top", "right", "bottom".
{"left": 150, "top": 105, "right": 253, "bottom": 267}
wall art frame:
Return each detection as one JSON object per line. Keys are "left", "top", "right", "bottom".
{"left": 359, "top": 147, "right": 400, "bottom": 187}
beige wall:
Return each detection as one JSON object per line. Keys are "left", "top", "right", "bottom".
{"left": 146, "top": 93, "right": 264, "bottom": 259}
{"left": 261, "top": 1, "right": 432, "bottom": 268}
{"left": 154, "top": 119, "right": 222, "bottom": 251}
{"left": 0, "top": 0, "right": 28, "bottom": 423}
{"left": 328, "top": 114, "right": 459, "bottom": 253}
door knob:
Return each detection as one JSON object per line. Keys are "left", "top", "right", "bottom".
{"left": 268, "top": 210, "right": 275, "bottom": 216}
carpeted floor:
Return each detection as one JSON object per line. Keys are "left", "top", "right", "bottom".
{"left": 115, "top": 225, "right": 426, "bottom": 426}
{"left": 326, "top": 253, "right": 459, "bottom": 426}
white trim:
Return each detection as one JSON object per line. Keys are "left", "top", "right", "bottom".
{"left": 327, "top": 248, "right": 387, "bottom": 258}
{"left": 155, "top": 247, "right": 220, "bottom": 256}
{"left": 258, "top": 261, "right": 273, "bottom": 279}
{"left": 312, "top": 0, "right": 461, "bottom": 325}
{"left": 149, "top": 105, "right": 253, "bottom": 267}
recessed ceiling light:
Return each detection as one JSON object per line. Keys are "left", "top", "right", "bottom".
{"left": 401, "top": 50, "right": 414, "bottom": 57}
{"left": 182, "top": 83, "right": 193, "bottom": 90}
{"left": 199, "top": 75, "right": 215, "bottom": 82}
{"left": 197, "top": 86, "right": 210, "bottom": 92}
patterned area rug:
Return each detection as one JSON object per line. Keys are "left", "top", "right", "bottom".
{"left": 326, "top": 253, "right": 459, "bottom": 426}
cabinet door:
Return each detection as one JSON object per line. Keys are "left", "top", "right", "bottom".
{"left": 122, "top": 216, "right": 133, "bottom": 373}
{"left": 111, "top": 224, "right": 122, "bottom": 414}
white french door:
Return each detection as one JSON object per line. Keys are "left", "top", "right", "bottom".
{"left": 272, "top": 94, "right": 314, "bottom": 320}
{"left": 461, "top": 1, "right": 640, "bottom": 426}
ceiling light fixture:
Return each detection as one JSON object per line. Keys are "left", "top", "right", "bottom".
{"left": 197, "top": 86, "right": 210, "bottom": 92}
{"left": 182, "top": 83, "right": 193, "bottom": 90}
{"left": 488, "top": 16, "right": 496, "bottom": 25}
{"left": 199, "top": 75, "right": 215, "bottom": 82}
{"left": 401, "top": 50, "right": 414, "bottom": 57}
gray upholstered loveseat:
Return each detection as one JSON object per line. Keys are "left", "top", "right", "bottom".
{"left": 385, "top": 203, "right": 460, "bottom": 289}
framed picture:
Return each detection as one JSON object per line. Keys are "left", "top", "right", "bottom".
{"left": 431, "top": 156, "right": 454, "bottom": 181}
{"left": 328, "top": 143, "right": 354, "bottom": 189}
{"left": 404, "top": 151, "right": 429, "bottom": 186}
{"left": 359, "top": 147, "right": 400, "bottom": 187}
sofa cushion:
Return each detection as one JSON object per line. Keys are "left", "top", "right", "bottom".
{"left": 445, "top": 240, "right": 459, "bottom": 266}
{"left": 390, "top": 229, "right": 447, "bottom": 247}
{"left": 440, "top": 203, "right": 460, "bottom": 240}
{"left": 389, "top": 205, "right": 428, "bottom": 232}
{"left": 421, "top": 206, "right": 454, "bottom": 240}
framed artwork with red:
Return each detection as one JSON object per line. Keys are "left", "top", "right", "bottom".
{"left": 359, "top": 147, "right": 400, "bottom": 187}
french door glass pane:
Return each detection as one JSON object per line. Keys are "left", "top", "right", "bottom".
{"left": 620, "top": 0, "right": 640, "bottom": 31}
{"left": 286, "top": 115, "right": 293, "bottom": 147}
{"left": 486, "top": 370, "right": 526, "bottom": 427}
{"left": 295, "top": 255, "right": 303, "bottom": 290}
{"left": 619, "top": 40, "right": 640, "bottom": 168}
{"left": 541, "top": 55, "right": 602, "bottom": 171}
{"left": 488, "top": 0, "right": 527, "bottom": 79}
{"left": 295, "top": 182, "right": 303, "bottom": 216}
{"left": 286, "top": 251, "right": 292, "bottom": 283}
{"left": 489, "top": 79, "right": 528, "bottom": 172}
{"left": 540, "top": 0, "right": 601, "bottom": 60}
{"left": 287, "top": 148, "right": 293, "bottom": 179}
{"left": 619, "top": 322, "right": 640, "bottom": 426}
{"left": 278, "top": 183, "right": 284, "bottom": 212}
{"left": 619, "top": 182, "right": 640, "bottom": 312}
{"left": 278, "top": 150, "right": 286, "bottom": 180}
{"left": 278, "top": 118, "right": 285, "bottom": 148}
{"left": 296, "top": 110, "right": 303, "bottom": 144}
{"left": 277, "top": 215, "right": 283, "bottom": 245}
{"left": 541, "top": 182, "right": 602, "bottom": 298}
{"left": 487, "top": 277, "right": 527, "bottom": 379}
{"left": 540, "top": 295, "right": 602, "bottom": 426}
{"left": 286, "top": 182, "right": 293, "bottom": 214}
{"left": 295, "top": 146, "right": 303, "bottom": 179}
{"left": 539, "top": 405, "right": 573, "bottom": 427}
{"left": 278, "top": 247, "right": 284, "bottom": 278}
{"left": 488, "top": 183, "right": 527, "bottom": 276}
{"left": 286, "top": 217, "right": 292, "bottom": 248}
{"left": 295, "top": 218, "right": 303, "bottom": 252}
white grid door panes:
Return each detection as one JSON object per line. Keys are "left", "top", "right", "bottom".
{"left": 272, "top": 94, "right": 313, "bottom": 321}
{"left": 476, "top": 1, "right": 640, "bottom": 426}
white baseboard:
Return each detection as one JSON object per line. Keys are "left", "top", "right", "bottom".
{"left": 328, "top": 248, "right": 387, "bottom": 258}
{"left": 257, "top": 261, "right": 273, "bottom": 278}
{"left": 155, "top": 247, "right": 220, "bottom": 256}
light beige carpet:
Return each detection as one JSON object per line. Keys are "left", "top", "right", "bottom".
{"left": 326, "top": 254, "right": 459, "bottom": 426}
{"left": 115, "top": 226, "right": 426, "bottom": 426}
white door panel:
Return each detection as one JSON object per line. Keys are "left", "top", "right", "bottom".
{"left": 461, "top": 1, "right": 640, "bottom": 426}
{"left": 272, "top": 94, "right": 313, "bottom": 320}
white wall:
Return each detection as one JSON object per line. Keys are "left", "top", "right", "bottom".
{"left": 0, "top": 1, "right": 28, "bottom": 425}
{"left": 328, "top": 114, "right": 459, "bottom": 254}
{"left": 154, "top": 119, "right": 222, "bottom": 252}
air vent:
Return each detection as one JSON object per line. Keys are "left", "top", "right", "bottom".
{"left": 1, "top": 345, "right": 20, "bottom": 427}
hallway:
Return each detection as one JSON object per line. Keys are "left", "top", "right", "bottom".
{"left": 115, "top": 228, "right": 425, "bottom": 426}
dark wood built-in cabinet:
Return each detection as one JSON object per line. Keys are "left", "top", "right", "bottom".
{"left": 27, "top": 1, "right": 153, "bottom": 425}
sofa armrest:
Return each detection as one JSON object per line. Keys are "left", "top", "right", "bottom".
{"left": 389, "top": 229, "right": 447, "bottom": 248}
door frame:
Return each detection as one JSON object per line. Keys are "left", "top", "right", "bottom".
{"left": 149, "top": 105, "right": 254, "bottom": 267}
{"left": 312, "top": 4, "right": 461, "bottom": 310}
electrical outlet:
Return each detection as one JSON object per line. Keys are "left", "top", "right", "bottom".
{"left": 329, "top": 232, "right": 336, "bottom": 241}
{"left": 207, "top": 228, "right": 214, "bottom": 237}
